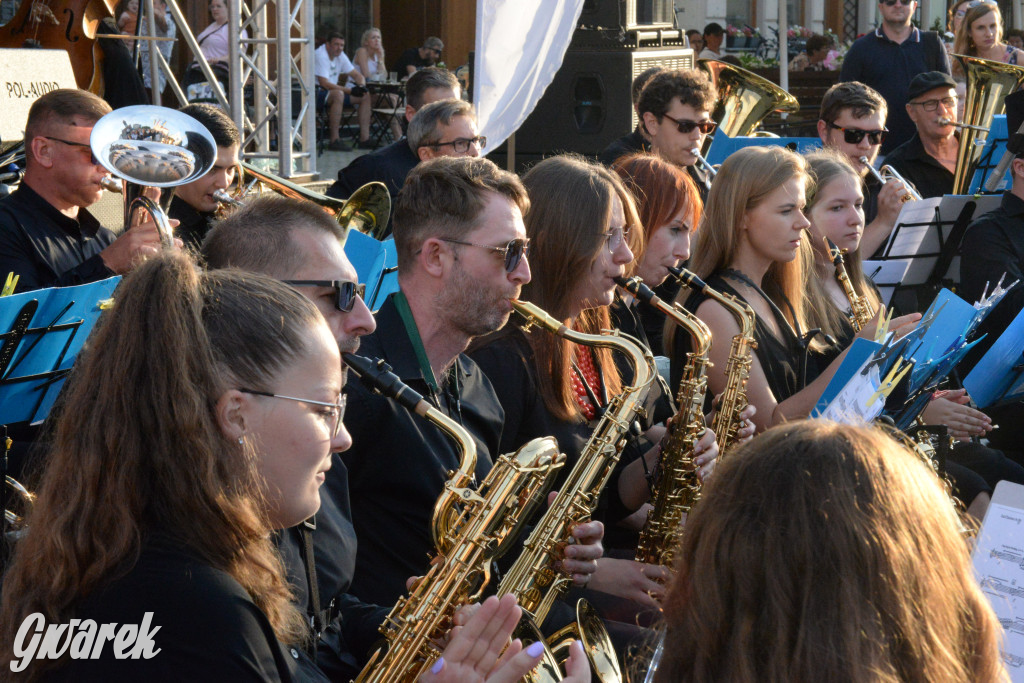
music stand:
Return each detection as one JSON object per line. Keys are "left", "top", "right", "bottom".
{"left": 969, "top": 114, "right": 1010, "bottom": 194}
{"left": 704, "top": 133, "right": 821, "bottom": 166}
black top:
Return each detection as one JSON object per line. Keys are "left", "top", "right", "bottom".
{"left": 597, "top": 127, "right": 650, "bottom": 167}
{"left": 338, "top": 294, "right": 502, "bottom": 608}
{"left": 393, "top": 47, "right": 431, "bottom": 76}
{"left": 959, "top": 190, "right": 1024, "bottom": 367}
{"left": 0, "top": 183, "right": 115, "bottom": 293}
{"left": 42, "top": 537, "right": 316, "bottom": 682}
{"left": 609, "top": 295, "right": 675, "bottom": 427}
{"left": 325, "top": 138, "right": 418, "bottom": 237}
{"left": 884, "top": 133, "right": 955, "bottom": 199}
{"left": 839, "top": 27, "right": 950, "bottom": 154}
{"left": 168, "top": 195, "right": 216, "bottom": 251}
{"left": 674, "top": 273, "right": 804, "bottom": 403}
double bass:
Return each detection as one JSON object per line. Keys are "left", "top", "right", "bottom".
{"left": 0, "top": 0, "right": 116, "bottom": 94}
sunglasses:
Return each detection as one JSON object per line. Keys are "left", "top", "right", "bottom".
{"left": 43, "top": 136, "right": 100, "bottom": 165}
{"left": 825, "top": 121, "right": 888, "bottom": 145}
{"left": 880, "top": 0, "right": 913, "bottom": 5}
{"left": 282, "top": 280, "right": 366, "bottom": 312}
{"left": 438, "top": 237, "right": 530, "bottom": 273}
{"left": 660, "top": 113, "right": 718, "bottom": 135}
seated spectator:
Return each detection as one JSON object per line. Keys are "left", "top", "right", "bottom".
{"left": 789, "top": 33, "right": 832, "bottom": 71}
{"left": 699, "top": 23, "right": 724, "bottom": 60}
{"left": 393, "top": 36, "right": 444, "bottom": 79}
{"left": 349, "top": 27, "right": 403, "bottom": 142}
{"left": 685, "top": 29, "right": 704, "bottom": 53}
{"left": 315, "top": 32, "right": 372, "bottom": 151}
{"left": 325, "top": 67, "right": 459, "bottom": 213}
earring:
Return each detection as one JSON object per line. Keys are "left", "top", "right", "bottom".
{"left": 238, "top": 436, "right": 244, "bottom": 445}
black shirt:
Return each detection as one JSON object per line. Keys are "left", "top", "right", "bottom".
{"left": 43, "top": 537, "right": 316, "bottom": 682}
{"left": 0, "top": 183, "right": 115, "bottom": 293}
{"left": 597, "top": 127, "right": 650, "bottom": 167}
{"left": 325, "top": 138, "right": 418, "bottom": 237}
{"left": 884, "top": 133, "right": 955, "bottom": 199}
{"left": 337, "top": 293, "right": 502, "bottom": 608}
{"left": 168, "top": 195, "right": 216, "bottom": 251}
{"left": 393, "top": 47, "right": 431, "bottom": 76}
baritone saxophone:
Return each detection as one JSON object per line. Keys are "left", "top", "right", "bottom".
{"left": 343, "top": 353, "right": 566, "bottom": 683}
{"left": 497, "top": 299, "right": 656, "bottom": 683}
{"left": 614, "top": 276, "right": 711, "bottom": 569}
{"left": 669, "top": 265, "right": 756, "bottom": 456}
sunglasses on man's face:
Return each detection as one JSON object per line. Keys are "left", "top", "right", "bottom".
{"left": 880, "top": 0, "right": 913, "bottom": 6}
{"left": 660, "top": 112, "right": 718, "bottom": 135}
{"left": 825, "top": 121, "right": 888, "bottom": 146}
{"left": 282, "top": 280, "right": 366, "bottom": 312}
{"left": 438, "top": 237, "right": 530, "bottom": 273}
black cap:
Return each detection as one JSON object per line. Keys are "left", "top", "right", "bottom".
{"left": 1004, "top": 89, "right": 1024, "bottom": 156}
{"left": 906, "top": 71, "right": 957, "bottom": 102}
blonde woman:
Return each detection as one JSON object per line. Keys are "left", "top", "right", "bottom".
{"left": 349, "top": 27, "right": 404, "bottom": 141}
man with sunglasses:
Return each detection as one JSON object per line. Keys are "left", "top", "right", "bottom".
{"left": 884, "top": 71, "right": 959, "bottom": 199}
{"left": 818, "top": 81, "right": 911, "bottom": 257}
{"left": 0, "top": 88, "right": 175, "bottom": 293}
{"left": 839, "top": 0, "right": 950, "bottom": 154}
{"left": 339, "top": 156, "right": 604, "bottom": 617}
{"left": 636, "top": 69, "right": 718, "bottom": 201}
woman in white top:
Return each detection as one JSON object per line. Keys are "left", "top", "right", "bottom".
{"left": 349, "top": 27, "right": 403, "bottom": 141}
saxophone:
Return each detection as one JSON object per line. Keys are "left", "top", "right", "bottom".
{"left": 344, "top": 353, "right": 566, "bottom": 682}
{"left": 497, "top": 299, "right": 656, "bottom": 683}
{"left": 669, "top": 265, "right": 756, "bottom": 456}
{"left": 614, "top": 276, "right": 711, "bottom": 569}
{"left": 825, "top": 237, "right": 876, "bottom": 331}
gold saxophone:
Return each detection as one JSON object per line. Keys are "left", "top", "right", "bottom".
{"left": 343, "top": 353, "right": 566, "bottom": 682}
{"left": 669, "top": 265, "right": 756, "bottom": 456}
{"left": 497, "top": 299, "right": 655, "bottom": 683}
{"left": 824, "top": 237, "right": 876, "bottom": 332}
{"left": 614, "top": 276, "right": 711, "bottom": 569}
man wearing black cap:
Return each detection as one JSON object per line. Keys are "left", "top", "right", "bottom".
{"left": 885, "top": 71, "right": 960, "bottom": 199}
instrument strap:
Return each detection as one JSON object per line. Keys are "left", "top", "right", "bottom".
{"left": 393, "top": 290, "right": 440, "bottom": 394}
{"left": 298, "top": 516, "right": 322, "bottom": 659}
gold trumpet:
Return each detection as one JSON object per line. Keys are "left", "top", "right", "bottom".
{"left": 859, "top": 156, "right": 922, "bottom": 202}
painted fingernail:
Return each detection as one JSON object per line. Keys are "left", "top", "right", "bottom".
{"left": 431, "top": 657, "right": 445, "bottom": 674}
{"left": 527, "top": 641, "right": 546, "bottom": 658}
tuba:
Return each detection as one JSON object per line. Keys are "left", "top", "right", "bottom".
{"left": 614, "top": 276, "right": 711, "bottom": 569}
{"left": 90, "top": 105, "right": 217, "bottom": 246}
{"left": 498, "top": 299, "right": 656, "bottom": 683}
{"left": 344, "top": 353, "right": 565, "bottom": 682}
{"left": 697, "top": 59, "right": 800, "bottom": 144}
{"left": 950, "top": 54, "right": 1024, "bottom": 194}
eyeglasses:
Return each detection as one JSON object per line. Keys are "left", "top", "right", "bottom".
{"left": 880, "top": 0, "right": 913, "bottom": 6}
{"left": 603, "top": 226, "right": 632, "bottom": 253}
{"left": 282, "top": 280, "right": 365, "bottom": 312}
{"left": 825, "top": 121, "right": 888, "bottom": 145}
{"left": 42, "top": 136, "right": 100, "bottom": 165}
{"left": 238, "top": 389, "right": 347, "bottom": 439}
{"left": 660, "top": 113, "right": 718, "bottom": 135}
{"left": 438, "top": 237, "right": 530, "bottom": 273}
{"left": 422, "top": 136, "right": 487, "bottom": 154}
{"left": 908, "top": 96, "right": 957, "bottom": 111}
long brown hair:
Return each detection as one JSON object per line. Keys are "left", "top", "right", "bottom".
{"left": 520, "top": 154, "right": 643, "bottom": 421}
{"left": 656, "top": 420, "right": 1006, "bottom": 683}
{"left": 0, "top": 252, "right": 318, "bottom": 674}
{"left": 612, "top": 152, "right": 702, "bottom": 277}
{"left": 803, "top": 149, "right": 883, "bottom": 339}
{"left": 953, "top": 1, "right": 1005, "bottom": 75}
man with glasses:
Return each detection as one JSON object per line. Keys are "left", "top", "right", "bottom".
{"left": 818, "top": 81, "right": 911, "bottom": 257}
{"left": 411, "top": 98, "right": 484, "bottom": 162}
{"left": 884, "top": 71, "right": 960, "bottom": 199}
{"left": 393, "top": 36, "right": 444, "bottom": 79}
{"left": 839, "top": 0, "right": 950, "bottom": 154}
{"left": 0, "top": 89, "right": 173, "bottom": 293}
{"left": 339, "top": 156, "right": 603, "bottom": 614}
{"left": 202, "top": 194, "right": 382, "bottom": 679}
{"left": 636, "top": 69, "right": 718, "bottom": 200}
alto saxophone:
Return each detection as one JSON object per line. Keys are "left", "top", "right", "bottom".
{"left": 669, "top": 265, "right": 757, "bottom": 456}
{"left": 344, "top": 353, "right": 566, "bottom": 682}
{"left": 614, "top": 276, "right": 711, "bottom": 569}
{"left": 825, "top": 237, "right": 876, "bottom": 331}
{"left": 497, "top": 299, "right": 656, "bottom": 683}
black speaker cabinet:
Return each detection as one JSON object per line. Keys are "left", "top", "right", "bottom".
{"left": 487, "top": 46, "right": 693, "bottom": 173}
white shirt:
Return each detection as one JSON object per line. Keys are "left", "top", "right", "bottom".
{"left": 315, "top": 43, "right": 355, "bottom": 86}
{"left": 698, "top": 47, "right": 722, "bottom": 60}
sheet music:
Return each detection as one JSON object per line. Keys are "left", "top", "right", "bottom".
{"left": 817, "top": 360, "right": 885, "bottom": 424}
{"left": 974, "top": 481, "right": 1024, "bottom": 680}
{"left": 863, "top": 259, "right": 910, "bottom": 305}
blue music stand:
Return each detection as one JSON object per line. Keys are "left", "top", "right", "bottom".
{"left": 705, "top": 133, "right": 821, "bottom": 166}
{"left": 344, "top": 230, "right": 399, "bottom": 311}
{"left": 968, "top": 114, "right": 1009, "bottom": 194}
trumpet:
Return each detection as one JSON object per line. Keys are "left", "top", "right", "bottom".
{"left": 858, "top": 156, "right": 922, "bottom": 202}
{"left": 689, "top": 147, "right": 716, "bottom": 190}
{"left": 937, "top": 117, "right": 989, "bottom": 132}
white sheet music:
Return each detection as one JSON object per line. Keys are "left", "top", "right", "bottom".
{"left": 879, "top": 197, "right": 943, "bottom": 285}
{"left": 973, "top": 481, "right": 1024, "bottom": 679}
{"left": 863, "top": 259, "right": 911, "bottom": 306}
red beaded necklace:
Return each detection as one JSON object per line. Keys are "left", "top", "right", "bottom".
{"left": 571, "top": 344, "right": 602, "bottom": 420}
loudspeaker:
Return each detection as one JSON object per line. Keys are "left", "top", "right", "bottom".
{"left": 487, "top": 46, "right": 693, "bottom": 172}
{"left": 579, "top": 0, "right": 676, "bottom": 30}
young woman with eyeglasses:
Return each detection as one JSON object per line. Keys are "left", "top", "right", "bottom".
{"left": 953, "top": 0, "right": 1024, "bottom": 73}
{"left": 0, "top": 251, "right": 582, "bottom": 682}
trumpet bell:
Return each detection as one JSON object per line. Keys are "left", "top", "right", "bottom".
{"left": 697, "top": 59, "right": 799, "bottom": 141}
{"left": 90, "top": 105, "right": 218, "bottom": 187}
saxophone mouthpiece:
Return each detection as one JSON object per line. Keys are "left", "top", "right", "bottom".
{"left": 668, "top": 265, "right": 708, "bottom": 292}
{"left": 824, "top": 237, "right": 844, "bottom": 265}
{"left": 342, "top": 352, "right": 426, "bottom": 412}
{"left": 614, "top": 276, "right": 654, "bottom": 303}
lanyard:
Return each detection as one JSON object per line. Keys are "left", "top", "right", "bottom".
{"left": 393, "top": 290, "right": 440, "bottom": 394}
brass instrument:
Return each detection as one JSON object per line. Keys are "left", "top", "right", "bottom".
{"left": 697, "top": 59, "right": 799, "bottom": 141}
{"left": 498, "top": 299, "right": 656, "bottom": 683}
{"left": 858, "top": 156, "right": 923, "bottom": 202}
{"left": 90, "top": 105, "right": 217, "bottom": 245}
{"left": 4, "top": 436, "right": 34, "bottom": 533}
{"left": 689, "top": 147, "right": 717, "bottom": 192}
{"left": 825, "top": 237, "right": 877, "bottom": 331}
{"left": 344, "top": 353, "right": 565, "bottom": 682}
{"left": 614, "top": 276, "right": 710, "bottom": 569}
{"left": 668, "top": 265, "right": 756, "bottom": 457}
{"left": 937, "top": 116, "right": 989, "bottom": 133}
{"left": 950, "top": 54, "right": 1024, "bottom": 194}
